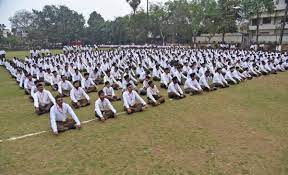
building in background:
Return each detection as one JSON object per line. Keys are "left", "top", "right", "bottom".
{"left": 249, "top": 0, "right": 288, "bottom": 44}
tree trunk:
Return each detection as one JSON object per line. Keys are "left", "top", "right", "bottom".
{"left": 256, "top": 13, "right": 260, "bottom": 47}
{"left": 279, "top": 3, "right": 288, "bottom": 51}
{"left": 222, "top": 32, "right": 225, "bottom": 43}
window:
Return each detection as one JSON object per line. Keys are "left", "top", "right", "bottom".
{"left": 262, "top": 17, "right": 271, "bottom": 24}
{"left": 251, "top": 19, "right": 258, "bottom": 26}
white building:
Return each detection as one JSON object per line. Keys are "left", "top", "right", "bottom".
{"left": 249, "top": 0, "right": 288, "bottom": 43}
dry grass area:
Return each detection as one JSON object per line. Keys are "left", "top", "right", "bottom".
{"left": 0, "top": 56, "right": 288, "bottom": 174}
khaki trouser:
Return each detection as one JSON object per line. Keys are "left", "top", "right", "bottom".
{"left": 147, "top": 95, "right": 165, "bottom": 106}
{"left": 124, "top": 103, "right": 144, "bottom": 114}
{"left": 95, "top": 110, "right": 115, "bottom": 120}
{"left": 56, "top": 118, "right": 76, "bottom": 132}
{"left": 72, "top": 99, "right": 90, "bottom": 109}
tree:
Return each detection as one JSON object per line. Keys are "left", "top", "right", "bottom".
{"left": 241, "top": 0, "right": 275, "bottom": 45}
{"left": 150, "top": 3, "right": 169, "bottom": 45}
{"left": 9, "top": 10, "right": 35, "bottom": 37}
{"left": 87, "top": 11, "right": 106, "bottom": 44}
{"left": 31, "top": 5, "right": 85, "bottom": 43}
{"left": 217, "top": 0, "right": 240, "bottom": 42}
{"left": 126, "top": 0, "right": 141, "bottom": 15}
{"left": 201, "top": 0, "right": 219, "bottom": 43}
{"left": 187, "top": 0, "right": 204, "bottom": 46}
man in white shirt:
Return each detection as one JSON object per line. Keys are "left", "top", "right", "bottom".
{"left": 147, "top": 81, "right": 165, "bottom": 106}
{"left": 199, "top": 70, "right": 217, "bottom": 91}
{"left": 95, "top": 90, "right": 117, "bottom": 121}
{"left": 81, "top": 72, "right": 97, "bottom": 93}
{"left": 212, "top": 68, "right": 229, "bottom": 88}
{"left": 70, "top": 81, "right": 90, "bottom": 109}
{"left": 24, "top": 74, "right": 35, "bottom": 95}
{"left": 50, "top": 95, "right": 81, "bottom": 135}
{"left": 184, "top": 73, "right": 203, "bottom": 95}
{"left": 139, "top": 75, "right": 150, "bottom": 95}
{"left": 51, "top": 71, "right": 61, "bottom": 91}
{"left": 103, "top": 81, "right": 121, "bottom": 101}
{"left": 33, "top": 82, "right": 56, "bottom": 115}
{"left": 168, "top": 77, "right": 186, "bottom": 99}
{"left": 58, "top": 75, "right": 73, "bottom": 97}
{"left": 123, "top": 83, "right": 147, "bottom": 114}
{"left": 160, "top": 68, "right": 172, "bottom": 89}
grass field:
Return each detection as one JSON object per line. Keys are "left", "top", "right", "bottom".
{"left": 0, "top": 51, "right": 288, "bottom": 175}
{"left": 5, "top": 49, "right": 63, "bottom": 58}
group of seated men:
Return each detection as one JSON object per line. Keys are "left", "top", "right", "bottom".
{"left": 1, "top": 46, "right": 288, "bottom": 135}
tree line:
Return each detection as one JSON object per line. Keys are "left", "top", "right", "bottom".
{"left": 0, "top": 0, "right": 275, "bottom": 48}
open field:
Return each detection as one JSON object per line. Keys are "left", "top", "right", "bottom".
{"left": 5, "top": 49, "right": 63, "bottom": 58}
{"left": 0, "top": 51, "right": 288, "bottom": 175}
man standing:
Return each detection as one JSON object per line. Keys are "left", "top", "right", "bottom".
{"left": 50, "top": 95, "right": 81, "bottom": 135}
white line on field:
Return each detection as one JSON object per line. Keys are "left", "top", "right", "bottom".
{"left": 6, "top": 131, "right": 48, "bottom": 141}
{"left": 1, "top": 111, "right": 129, "bottom": 143}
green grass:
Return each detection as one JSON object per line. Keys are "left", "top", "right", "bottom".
{"left": 0, "top": 51, "right": 288, "bottom": 175}
{"left": 5, "top": 49, "right": 63, "bottom": 58}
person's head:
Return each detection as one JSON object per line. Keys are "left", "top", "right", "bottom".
{"left": 205, "top": 70, "right": 210, "bottom": 77}
{"left": 98, "top": 90, "right": 105, "bottom": 100}
{"left": 75, "top": 68, "right": 79, "bottom": 73}
{"left": 164, "top": 67, "right": 170, "bottom": 74}
{"left": 27, "top": 74, "right": 32, "bottom": 80}
{"left": 148, "top": 80, "right": 154, "bottom": 88}
{"left": 84, "top": 72, "right": 89, "bottom": 79}
{"left": 55, "top": 95, "right": 64, "bottom": 106}
{"left": 61, "top": 75, "right": 66, "bottom": 81}
{"left": 52, "top": 71, "right": 57, "bottom": 76}
{"left": 105, "top": 81, "right": 110, "bottom": 87}
{"left": 190, "top": 73, "right": 196, "bottom": 80}
{"left": 127, "top": 83, "right": 133, "bottom": 92}
{"left": 73, "top": 81, "right": 80, "bottom": 88}
{"left": 37, "top": 82, "right": 44, "bottom": 92}
{"left": 124, "top": 74, "right": 129, "bottom": 80}
{"left": 172, "top": 77, "right": 178, "bottom": 84}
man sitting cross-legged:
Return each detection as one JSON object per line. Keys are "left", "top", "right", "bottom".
{"left": 103, "top": 81, "right": 121, "bottom": 101}
{"left": 33, "top": 82, "right": 56, "bottom": 115}
{"left": 95, "top": 90, "right": 117, "bottom": 122}
{"left": 58, "top": 75, "right": 73, "bottom": 97}
{"left": 184, "top": 73, "right": 203, "bottom": 95}
{"left": 147, "top": 81, "right": 165, "bottom": 106}
{"left": 50, "top": 95, "right": 81, "bottom": 135}
{"left": 81, "top": 72, "right": 98, "bottom": 93}
{"left": 168, "top": 77, "right": 186, "bottom": 99}
{"left": 123, "top": 83, "right": 147, "bottom": 114}
{"left": 70, "top": 80, "right": 91, "bottom": 109}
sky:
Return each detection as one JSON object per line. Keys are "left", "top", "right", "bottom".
{"left": 0, "top": 0, "right": 169, "bottom": 29}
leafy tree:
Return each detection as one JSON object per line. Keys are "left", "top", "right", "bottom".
{"left": 241, "top": 0, "right": 275, "bottom": 45}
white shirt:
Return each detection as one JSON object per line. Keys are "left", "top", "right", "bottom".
{"left": 70, "top": 87, "right": 90, "bottom": 103}
{"left": 50, "top": 103, "right": 80, "bottom": 132}
{"left": 168, "top": 82, "right": 184, "bottom": 96}
{"left": 123, "top": 90, "right": 146, "bottom": 108}
{"left": 161, "top": 73, "right": 171, "bottom": 86}
{"left": 184, "top": 78, "right": 202, "bottom": 91}
{"left": 58, "top": 80, "right": 73, "bottom": 94}
{"left": 81, "top": 78, "right": 95, "bottom": 89}
{"left": 33, "top": 90, "right": 56, "bottom": 108}
{"left": 94, "top": 98, "right": 117, "bottom": 119}
{"left": 147, "top": 85, "right": 160, "bottom": 103}
{"left": 103, "top": 86, "right": 115, "bottom": 96}
{"left": 199, "top": 75, "right": 210, "bottom": 88}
